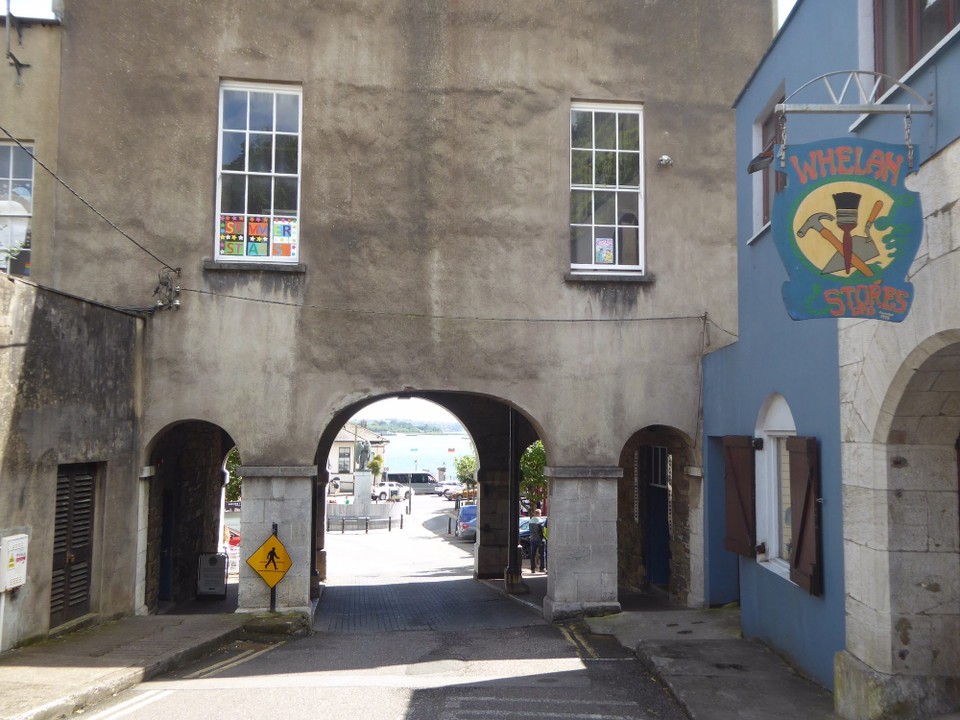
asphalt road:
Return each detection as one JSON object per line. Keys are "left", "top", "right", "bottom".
{"left": 80, "top": 495, "right": 686, "bottom": 720}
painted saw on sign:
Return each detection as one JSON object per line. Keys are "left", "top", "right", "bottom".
{"left": 771, "top": 139, "right": 922, "bottom": 322}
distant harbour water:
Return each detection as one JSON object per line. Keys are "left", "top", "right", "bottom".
{"left": 382, "top": 432, "right": 476, "bottom": 475}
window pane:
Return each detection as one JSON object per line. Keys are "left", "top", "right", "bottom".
{"left": 595, "top": 191, "right": 616, "bottom": 225}
{"left": 221, "top": 131, "right": 246, "bottom": 171}
{"left": 274, "top": 177, "right": 298, "bottom": 216}
{"left": 619, "top": 113, "right": 639, "bottom": 151}
{"left": 920, "top": 0, "right": 953, "bottom": 57}
{"left": 276, "top": 94, "right": 300, "bottom": 133}
{"left": 570, "top": 190, "right": 592, "bottom": 224}
{"left": 220, "top": 175, "right": 245, "bottom": 213}
{"left": 571, "top": 150, "right": 593, "bottom": 185}
{"left": 12, "top": 147, "right": 33, "bottom": 178}
{"left": 249, "top": 133, "right": 273, "bottom": 173}
{"left": 275, "top": 135, "right": 299, "bottom": 174}
{"left": 570, "top": 226, "right": 593, "bottom": 264}
{"left": 595, "top": 151, "right": 617, "bottom": 186}
{"left": 778, "top": 438, "right": 792, "bottom": 562}
{"left": 250, "top": 92, "right": 274, "bottom": 132}
{"left": 11, "top": 181, "right": 32, "bottom": 212}
{"left": 594, "top": 112, "right": 616, "bottom": 149}
{"left": 619, "top": 152, "right": 640, "bottom": 186}
{"left": 222, "top": 90, "right": 247, "bottom": 130}
{"left": 880, "top": 0, "right": 910, "bottom": 77}
{"left": 248, "top": 176, "right": 272, "bottom": 214}
{"left": 594, "top": 229, "right": 615, "bottom": 264}
{"left": 571, "top": 110, "right": 593, "bottom": 149}
{"left": 618, "top": 191, "right": 639, "bottom": 221}
{"left": 0, "top": 146, "right": 10, "bottom": 179}
{"left": 0, "top": 178, "right": 9, "bottom": 200}
{"left": 618, "top": 225, "right": 639, "bottom": 266}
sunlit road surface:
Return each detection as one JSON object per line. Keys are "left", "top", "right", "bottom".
{"left": 82, "top": 496, "right": 686, "bottom": 720}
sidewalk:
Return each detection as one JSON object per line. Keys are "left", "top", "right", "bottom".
{"left": 0, "top": 608, "right": 308, "bottom": 720}
{"left": 1, "top": 533, "right": 955, "bottom": 720}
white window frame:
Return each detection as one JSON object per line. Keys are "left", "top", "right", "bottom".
{"left": 0, "top": 141, "right": 33, "bottom": 276}
{"left": 754, "top": 393, "right": 796, "bottom": 581}
{"left": 569, "top": 101, "right": 645, "bottom": 275}
{"left": 215, "top": 81, "right": 302, "bottom": 263}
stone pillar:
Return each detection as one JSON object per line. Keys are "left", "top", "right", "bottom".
{"left": 543, "top": 466, "right": 622, "bottom": 621}
{"left": 237, "top": 465, "right": 317, "bottom": 615}
{"left": 475, "top": 469, "right": 510, "bottom": 579}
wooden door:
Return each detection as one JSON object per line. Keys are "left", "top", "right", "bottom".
{"left": 50, "top": 464, "right": 95, "bottom": 628}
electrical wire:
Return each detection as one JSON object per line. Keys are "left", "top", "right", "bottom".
{"left": 0, "top": 122, "right": 177, "bottom": 270}
{"left": 180, "top": 285, "right": 737, "bottom": 329}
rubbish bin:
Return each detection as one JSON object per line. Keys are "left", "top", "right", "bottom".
{"left": 197, "top": 552, "right": 228, "bottom": 600}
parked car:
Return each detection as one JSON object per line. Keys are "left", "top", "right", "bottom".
{"left": 436, "top": 481, "right": 462, "bottom": 498}
{"left": 371, "top": 481, "right": 411, "bottom": 501}
{"left": 385, "top": 471, "right": 437, "bottom": 494}
{"left": 455, "top": 504, "right": 478, "bottom": 542}
{"left": 518, "top": 515, "right": 547, "bottom": 558}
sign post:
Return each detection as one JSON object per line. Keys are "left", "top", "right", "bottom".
{"left": 246, "top": 523, "right": 291, "bottom": 612}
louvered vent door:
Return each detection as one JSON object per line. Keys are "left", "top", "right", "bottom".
{"left": 50, "top": 465, "right": 95, "bottom": 628}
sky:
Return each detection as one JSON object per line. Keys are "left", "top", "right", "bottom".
{"left": 10, "top": 1, "right": 798, "bottom": 25}
{"left": 350, "top": 397, "right": 461, "bottom": 425}
{"left": 8, "top": 0, "right": 56, "bottom": 19}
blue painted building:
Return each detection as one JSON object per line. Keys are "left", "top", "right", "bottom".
{"left": 703, "top": 1, "right": 959, "bottom": 716}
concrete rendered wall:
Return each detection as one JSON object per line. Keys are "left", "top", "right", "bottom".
{"left": 43, "top": 1, "right": 771, "bottom": 473}
{"left": 0, "top": 279, "right": 142, "bottom": 649}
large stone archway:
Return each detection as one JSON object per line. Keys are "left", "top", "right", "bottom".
{"left": 837, "top": 335, "right": 960, "bottom": 718}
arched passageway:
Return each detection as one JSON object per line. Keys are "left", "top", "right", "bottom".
{"left": 312, "top": 393, "right": 540, "bottom": 599}
{"left": 618, "top": 426, "right": 699, "bottom": 605}
{"left": 838, "top": 337, "right": 960, "bottom": 716}
{"left": 143, "top": 421, "right": 235, "bottom": 613}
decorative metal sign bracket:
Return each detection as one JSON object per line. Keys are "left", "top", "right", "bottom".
{"left": 775, "top": 71, "right": 934, "bottom": 169}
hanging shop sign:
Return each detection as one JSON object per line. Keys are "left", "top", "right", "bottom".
{"left": 771, "top": 138, "right": 922, "bottom": 322}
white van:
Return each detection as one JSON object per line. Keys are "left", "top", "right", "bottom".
{"left": 385, "top": 472, "right": 438, "bottom": 495}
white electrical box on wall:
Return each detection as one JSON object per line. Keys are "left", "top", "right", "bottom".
{"left": 0, "top": 534, "right": 29, "bottom": 590}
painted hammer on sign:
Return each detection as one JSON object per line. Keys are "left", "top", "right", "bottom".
{"left": 797, "top": 211, "right": 874, "bottom": 278}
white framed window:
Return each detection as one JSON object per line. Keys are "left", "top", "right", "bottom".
{"left": 754, "top": 393, "right": 795, "bottom": 578}
{"left": 0, "top": 142, "right": 33, "bottom": 276}
{"left": 569, "top": 102, "right": 644, "bottom": 275}
{"left": 215, "top": 82, "right": 302, "bottom": 263}
{"left": 338, "top": 447, "right": 351, "bottom": 473}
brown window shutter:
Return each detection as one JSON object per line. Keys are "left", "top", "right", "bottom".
{"left": 786, "top": 436, "right": 822, "bottom": 595}
{"left": 723, "top": 436, "right": 756, "bottom": 557}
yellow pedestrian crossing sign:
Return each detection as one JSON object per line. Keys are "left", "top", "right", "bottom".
{"left": 246, "top": 534, "right": 292, "bottom": 588}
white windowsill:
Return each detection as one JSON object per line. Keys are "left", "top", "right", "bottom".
{"left": 565, "top": 271, "right": 655, "bottom": 284}
{"left": 203, "top": 259, "right": 306, "bottom": 273}
{"left": 757, "top": 556, "right": 793, "bottom": 583}
{"left": 746, "top": 222, "right": 771, "bottom": 246}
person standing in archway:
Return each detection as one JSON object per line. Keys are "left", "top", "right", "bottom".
{"left": 528, "top": 509, "right": 545, "bottom": 573}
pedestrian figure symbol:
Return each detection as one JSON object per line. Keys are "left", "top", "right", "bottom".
{"left": 265, "top": 546, "right": 279, "bottom": 570}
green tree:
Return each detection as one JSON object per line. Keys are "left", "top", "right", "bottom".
{"left": 367, "top": 453, "right": 384, "bottom": 482}
{"left": 225, "top": 446, "right": 242, "bottom": 502}
{"left": 520, "top": 440, "right": 547, "bottom": 511}
{"left": 454, "top": 454, "right": 479, "bottom": 487}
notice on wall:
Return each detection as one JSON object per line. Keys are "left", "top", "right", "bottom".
{"left": 771, "top": 139, "right": 922, "bottom": 322}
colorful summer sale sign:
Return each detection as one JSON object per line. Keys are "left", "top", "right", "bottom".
{"left": 771, "top": 139, "right": 922, "bottom": 322}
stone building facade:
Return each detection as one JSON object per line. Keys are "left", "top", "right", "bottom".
{"left": 1, "top": 1, "right": 771, "bottom": 647}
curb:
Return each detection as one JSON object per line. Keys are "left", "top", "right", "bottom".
{"left": 13, "top": 625, "right": 247, "bottom": 720}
